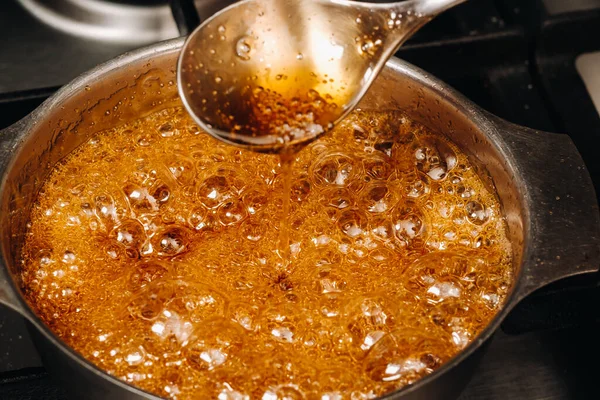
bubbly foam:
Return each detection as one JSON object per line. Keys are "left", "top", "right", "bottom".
{"left": 20, "top": 106, "right": 513, "bottom": 399}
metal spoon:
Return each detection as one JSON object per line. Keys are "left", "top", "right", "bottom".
{"left": 177, "top": 0, "right": 466, "bottom": 153}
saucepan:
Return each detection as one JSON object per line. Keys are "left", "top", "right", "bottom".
{"left": 0, "top": 37, "right": 598, "bottom": 400}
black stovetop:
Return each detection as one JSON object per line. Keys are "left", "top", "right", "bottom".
{"left": 1, "top": 0, "right": 600, "bottom": 399}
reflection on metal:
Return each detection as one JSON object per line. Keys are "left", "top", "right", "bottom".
{"left": 576, "top": 52, "right": 600, "bottom": 118}
{"left": 17, "top": 0, "right": 179, "bottom": 44}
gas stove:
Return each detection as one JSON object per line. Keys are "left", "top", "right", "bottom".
{"left": 1, "top": 0, "right": 600, "bottom": 399}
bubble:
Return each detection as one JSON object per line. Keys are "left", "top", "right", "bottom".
{"left": 133, "top": 132, "right": 153, "bottom": 149}
{"left": 319, "top": 293, "right": 343, "bottom": 318}
{"left": 129, "top": 280, "right": 226, "bottom": 327}
{"left": 62, "top": 250, "right": 76, "bottom": 264}
{"left": 167, "top": 282, "right": 227, "bottom": 323}
{"left": 124, "top": 346, "right": 146, "bottom": 366}
{"left": 481, "top": 292, "right": 501, "bottom": 310}
{"left": 450, "top": 327, "right": 471, "bottom": 349}
{"left": 197, "top": 175, "right": 233, "bottom": 209}
{"left": 94, "top": 193, "right": 118, "bottom": 223}
{"left": 235, "top": 36, "right": 254, "bottom": 60}
{"left": 311, "top": 153, "right": 357, "bottom": 187}
{"left": 166, "top": 155, "right": 196, "bottom": 186}
{"left": 301, "top": 244, "right": 343, "bottom": 270}
{"left": 465, "top": 201, "right": 489, "bottom": 225}
{"left": 338, "top": 209, "right": 368, "bottom": 238}
{"left": 270, "top": 326, "right": 295, "bottom": 343}
{"left": 405, "top": 175, "right": 430, "bottom": 199}
{"left": 262, "top": 385, "right": 306, "bottom": 400}
{"left": 343, "top": 296, "right": 395, "bottom": 351}
{"left": 184, "top": 318, "right": 244, "bottom": 371}
{"left": 242, "top": 189, "right": 269, "bottom": 215}
{"left": 429, "top": 300, "right": 484, "bottom": 342}
{"left": 154, "top": 226, "right": 191, "bottom": 256}
{"left": 360, "top": 183, "right": 393, "bottom": 213}
{"left": 197, "top": 166, "right": 245, "bottom": 209}
{"left": 69, "top": 182, "right": 85, "bottom": 196}
{"left": 217, "top": 199, "right": 247, "bottom": 226}
{"left": 262, "top": 303, "right": 306, "bottom": 344}
{"left": 350, "top": 391, "right": 375, "bottom": 400}
{"left": 152, "top": 183, "right": 171, "bottom": 205}
{"left": 415, "top": 138, "right": 457, "bottom": 181}
{"left": 423, "top": 278, "right": 463, "bottom": 302}
{"left": 369, "top": 217, "right": 394, "bottom": 241}
{"left": 186, "top": 124, "right": 201, "bottom": 136}
{"left": 144, "top": 317, "right": 193, "bottom": 359}
{"left": 364, "top": 330, "right": 451, "bottom": 384}
{"left": 38, "top": 249, "right": 54, "bottom": 266}
{"left": 392, "top": 203, "right": 425, "bottom": 244}
{"left": 158, "top": 371, "right": 184, "bottom": 397}
{"left": 188, "top": 207, "right": 218, "bottom": 231}
{"left": 123, "top": 184, "right": 158, "bottom": 214}
{"left": 240, "top": 220, "right": 265, "bottom": 242}
{"left": 315, "top": 269, "right": 347, "bottom": 294}
{"left": 318, "top": 368, "right": 360, "bottom": 394}
{"left": 80, "top": 202, "right": 94, "bottom": 217}
{"left": 128, "top": 261, "right": 168, "bottom": 292}
{"left": 291, "top": 178, "right": 311, "bottom": 203}
{"left": 363, "top": 155, "right": 394, "bottom": 181}
{"left": 358, "top": 38, "right": 382, "bottom": 57}
{"left": 128, "top": 288, "right": 170, "bottom": 321}
{"left": 368, "top": 248, "right": 397, "bottom": 265}
{"left": 436, "top": 200, "right": 455, "bottom": 219}
{"left": 218, "top": 385, "right": 249, "bottom": 400}
{"left": 105, "top": 243, "right": 121, "bottom": 260}
{"left": 158, "top": 122, "right": 177, "bottom": 138}
{"left": 330, "top": 325, "right": 355, "bottom": 355}
{"left": 360, "top": 330, "right": 386, "bottom": 351}
{"left": 111, "top": 219, "right": 147, "bottom": 251}
{"left": 406, "top": 251, "right": 478, "bottom": 280}
{"left": 374, "top": 141, "right": 394, "bottom": 157}
{"left": 321, "top": 188, "right": 353, "bottom": 210}
{"left": 229, "top": 302, "right": 260, "bottom": 331}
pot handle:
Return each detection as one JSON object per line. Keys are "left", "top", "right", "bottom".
{"left": 495, "top": 120, "right": 600, "bottom": 300}
{"left": 0, "top": 122, "right": 29, "bottom": 317}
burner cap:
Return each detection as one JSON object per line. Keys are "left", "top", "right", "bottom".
{"left": 18, "top": 0, "right": 179, "bottom": 44}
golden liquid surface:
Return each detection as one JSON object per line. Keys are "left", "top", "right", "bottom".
{"left": 20, "top": 107, "right": 513, "bottom": 399}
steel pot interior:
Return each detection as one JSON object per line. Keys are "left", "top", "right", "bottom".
{"left": 0, "top": 37, "right": 577, "bottom": 399}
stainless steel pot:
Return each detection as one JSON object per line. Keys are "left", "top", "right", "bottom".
{"left": 0, "top": 37, "right": 598, "bottom": 400}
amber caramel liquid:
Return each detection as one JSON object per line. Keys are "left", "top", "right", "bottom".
{"left": 20, "top": 107, "right": 513, "bottom": 399}
{"left": 277, "top": 152, "right": 295, "bottom": 269}
{"left": 192, "top": 78, "right": 340, "bottom": 151}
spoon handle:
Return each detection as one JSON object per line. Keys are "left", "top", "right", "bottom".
{"left": 169, "top": 0, "right": 201, "bottom": 35}
{"left": 362, "top": 0, "right": 468, "bottom": 51}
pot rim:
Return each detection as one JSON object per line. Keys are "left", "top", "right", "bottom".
{"left": 0, "top": 36, "right": 595, "bottom": 399}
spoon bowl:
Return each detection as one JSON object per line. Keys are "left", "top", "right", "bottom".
{"left": 178, "top": 0, "right": 466, "bottom": 152}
